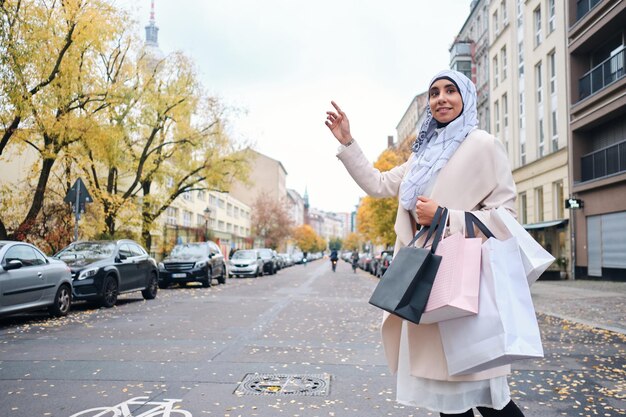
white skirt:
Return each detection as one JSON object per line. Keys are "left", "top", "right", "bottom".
{"left": 396, "top": 321, "right": 511, "bottom": 414}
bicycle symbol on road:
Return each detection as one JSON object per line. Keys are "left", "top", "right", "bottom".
{"left": 69, "top": 396, "right": 192, "bottom": 417}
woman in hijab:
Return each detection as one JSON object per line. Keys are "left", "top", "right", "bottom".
{"left": 324, "top": 69, "right": 525, "bottom": 417}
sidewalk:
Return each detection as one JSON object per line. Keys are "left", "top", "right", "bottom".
{"left": 530, "top": 279, "right": 626, "bottom": 334}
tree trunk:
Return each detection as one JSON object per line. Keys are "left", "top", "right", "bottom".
{"left": 141, "top": 180, "right": 153, "bottom": 251}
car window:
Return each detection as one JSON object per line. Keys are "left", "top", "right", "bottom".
{"left": 3, "top": 245, "right": 39, "bottom": 267}
{"left": 129, "top": 244, "right": 145, "bottom": 257}
{"left": 232, "top": 250, "right": 256, "bottom": 260}
{"left": 31, "top": 248, "right": 48, "bottom": 265}
{"left": 55, "top": 242, "right": 116, "bottom": 260}
{"left": 118, "top": 244, "right": 133, "bottom": 259}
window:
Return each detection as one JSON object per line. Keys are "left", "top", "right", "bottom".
{"left": 534, "top": 7, "right": 542, "bottom": 47}
{"left": 535, "top": 187, "right": 544, "bottom": 222}
{"left": 516, "top": 0, "right": 523, "bottom": 27}
{"left": 518, "top": 41, "right": 524, "bottom": 77}
{"left": 536, "top": 62, "right": 543, "bottom": 104}
{"left": 548, "top": 51, "right": 556, "bottom": 95}
{"left": 183, "top": 192, "right": 192, "bottom": 201}
{"left": 501, "top": 46, "right": 507, "bottom": 81}
{"left": 166, "top": 177, "right": 174, "bottom": 188}
{"left": 502, "top": 94, "right": 509, "bottom": 129}
{"left": 196, "top": 214, "right": 204, "bottom": 226}
{"left": 183, "top": 210, "right": 192, "bottom": 227}
{"left": 494, "top": 100, "right": 500, "bottom": 137}
{"left": 493, "top": 10, "right": 499, "bottom": 35}
{"left": 551, "top": 110, "right": 558, "bottom": 151}
{"left": 519, "top": 192, "right": 527, "bottom": 224}
{"left": 493, "top": 56, "right": 499, "bottom": 86}
{"left": 218, "top": 199, "right": 225, "bottom": 209}
{"left": 218, "top": 220, "right": 225, "bottom": 231}
{"left": 548, "top": 0, "right": 555, "bottom": 33}
{"left": 501, "top": 0, "right": 508, "bottom": 25}
{"left": 234, "top": 207, "right": 240, "bottom": 218}
{"left": 227, "top": 203, "right": 233, "bottom": 216}
{"left": 227, "top": 223, "right": 232, "bottom": 232}
{"left": 209, "top": 194, "right": 217, "bottom": 206}
{"left": 197, "top": 190, "right": 206, "bottom": 201}
{"left": 520, "top": 142, "right": 526, "bottom": 165}
{"left": 538, "top": 118, "right": 545, "bottom": 158}
{"left": 166, "top": 207, "right": 178, "bottom": 225}
{"left": 553, "top": 181, "right": 564, "bottom": 219}
{"left": 519, "top": 92, "right": 525, "bottom": 130}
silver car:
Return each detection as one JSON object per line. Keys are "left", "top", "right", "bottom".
{"left": 228, "top": 249, "right": 263, "bottom": 278}
{"left": 0, "top": 241, "right": 73, "bottom": 317}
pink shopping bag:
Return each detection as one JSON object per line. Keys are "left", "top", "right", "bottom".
{"left": 419, "top": 213, "right": 482, "bottom": 324}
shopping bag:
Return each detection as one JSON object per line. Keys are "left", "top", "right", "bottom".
{"left": 494, "top": 206, "right": 555, "bottom": 285}
{"left": 368, "top": 207, "right": 447, "bottom": 324}
{"left": 439, "top": 213, "right": 544, "bottom": 375}
{"left": 420, "top": 212, "right": 482, "bottom": 324}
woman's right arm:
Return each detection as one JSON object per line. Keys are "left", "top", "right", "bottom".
{"left": 336, "top": 141, "right": 409, "bottom": 198}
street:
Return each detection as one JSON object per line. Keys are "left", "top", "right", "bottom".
{"left": 0, "top": 260, "right": 624, "bottom": 417}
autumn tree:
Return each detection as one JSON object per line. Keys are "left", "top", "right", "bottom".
{"left": 0, "top": 0, "right": 130, "bottom": 240}
{"left": 328, "top": 237, "right": 342, "bottom": 251}
{"left": 251, "top": 193, "right": 293, "bottom": 250}
{"left": 292, "top": 224, "right": 323, "bottom": 254}
{"left": 343, "top": 232, "right": 363, "bottom": 251}
{"left": 356, "top": 148, "right": 404, "bottom": 248}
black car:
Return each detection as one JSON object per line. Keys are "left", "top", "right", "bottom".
{"left": 256, "top": 248, "right": 277, "bottom": 275}
{"left": 158, "top": 241, "right": 226, "bottom": 288}
{"left": 54, "top": 240, "right": 158, "bottom": 308}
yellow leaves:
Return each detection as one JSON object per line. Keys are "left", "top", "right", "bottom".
{"left": 292, "top": 225, "right": 324, "bottom": 253}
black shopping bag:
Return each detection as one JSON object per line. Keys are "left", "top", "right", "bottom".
{"left": 368, "top": 207, "right": 447, "bottom": 324}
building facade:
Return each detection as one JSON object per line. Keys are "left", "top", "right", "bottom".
{"left": 229, "top": 148, "right": 288, "bottom": 208}
{"left": 566, "top": 0, "right": 626, "bottom": 279}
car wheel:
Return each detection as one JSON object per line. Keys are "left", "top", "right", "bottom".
{"left": 142, "top": 272, "right": 158, "bottom": 300}
{"left": 100, "top": 275, "right": 118, "bottom": 308}
{"left": 48, "top": 284, "right": 71, "bottom": 317}
{"left": 217, "top": 266, "right": 226, "bottom": 284}
{"left": 201, "top": 268, "right": 212, "bottom": 287}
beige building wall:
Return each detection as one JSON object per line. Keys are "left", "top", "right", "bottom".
{"left": 229, "top": 148, "right": 288, "bottom": 208}
{"left": 486, "top": 0, "right": 570, "bottom": 276}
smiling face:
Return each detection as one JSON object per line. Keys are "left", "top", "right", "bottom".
{"left": 429, "top": 78, "right": 464, "bottom": 125}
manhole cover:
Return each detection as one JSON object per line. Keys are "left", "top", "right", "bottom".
{"left": 235, "top": 373, "right": 330, "bottom": 396}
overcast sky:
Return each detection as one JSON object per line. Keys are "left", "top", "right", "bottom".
{"left": 119, "top": 0, "right": 472, "bottom": 213}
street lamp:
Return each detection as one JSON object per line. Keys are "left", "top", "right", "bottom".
{"left": 203, "top": 207, "right": 211, "bottom": 241}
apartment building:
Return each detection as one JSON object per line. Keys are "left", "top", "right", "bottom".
{"left": 229, "top": 148, "right": 288, "bottom": 207}
{"left": 566, "top": 0, "right": 626, "bottom": 279}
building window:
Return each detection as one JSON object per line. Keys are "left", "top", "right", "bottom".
{"left": 209, "top": 194, "right": 217, "bottom": 206}
{"left": 218, "top": 199, "right": 225, "bottom": 209}
{"left": 501, "top": 46, "right": 507, "bottom": 81}
{"left": 538, "top": 118, "right": 545, "bottom": 158}
{"left": 227, "top": 223, "right": 232, "bottom": 232}
{"left": 534, "top": 6, "right": 542, "bottom": 47}
{"left": 183, "top": 210, "right": 192, "bottom": 227}
{"left": 520, "top": 142, "right": 526, "bottom": 165}
{"left": 502, "top": 93, "right": 508, "bottom": 150}
{"left": 227, "top": 203, "right": 233, "bottom": 216}
{"left": 551, "top": 110, "right": 558, "bottom": 152}
{"left": 166, "top": 207, "right": 178, "bottom": 225}
{"left": 234, "top": 207, "right": 240, "bottom": 218}
{"left": 183, "top": 192, "right": 192, "bottom": 201}
{"left": 548, "top": 51, "right": 556, "bottom": 95}
{"left": 518, "top": 41, "right": 524, "bottom": 77}
{"left": 197, "top": 190, "right": 206, "bottom": 201}
{"left": 494, "top": 100, "right": 500, "bottom": 137}
{"left": 196, "top": 214, "right": 204, "bottom": 226}
{"left": 501, "top": 0, "right": 508, "bottom": 25}
{"left": 519, "top": 92, "right": 525, "bottom": 130}
{"left": 218, "top": 220, "right": 225, "bottom": 231}
{"left": 493, "top": 56, "right": 499, "bottom": 86}
{"left": 536, "top": 61, "right": 543, "bottom": 104}
{"left": 516, "top": 0, "right": 523, "bottom": 27}
{"left": 535, "top": 187, "right": 544, "bottom": 222}
{"left": 493, "top": 10, "right": 499, "bottom": 36}
{"left": 553, "top": 181, "right": 564, "bottom": 219}
{"left": 519, "top": 192, "right": 527, "bottom": 224}
{"left": 548, "top": 0, "right": 556, "bottom": 33}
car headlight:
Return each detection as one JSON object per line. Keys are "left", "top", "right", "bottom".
{"left": 195, "top": 261, "right": 207, "bottom": 268}
{"left": 158, "top": 262, "right": 164, "bottom": 269}
{"left": 77, "top": 268, "right": 98, "bottom": 280}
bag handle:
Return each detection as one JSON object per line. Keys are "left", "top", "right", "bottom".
{"left": 465, "top": 212, "right": 495, "bottom": 239}
{"left": 406, "top": 205, "right": 443, "bottom": 247}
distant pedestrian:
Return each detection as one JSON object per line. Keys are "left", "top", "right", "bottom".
{"left": 324, "top": 69, "right": 525, "bottom": 416}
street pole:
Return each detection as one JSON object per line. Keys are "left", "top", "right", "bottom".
{"left": 74, "top": 182, "right": 81, "bottom": 242}
{"left": 571, "top": 206, "right": 576, "bottom": 280}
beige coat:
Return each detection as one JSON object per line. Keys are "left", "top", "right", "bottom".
{"left": 337, "top": 128, "right": 517, "bottom": 381}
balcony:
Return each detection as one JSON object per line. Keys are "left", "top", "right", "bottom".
{"left": 578, "top": 45, "right": 625, "bottom": 100}
{"left": 581, "top": 139, "right": 626, "bottom": 182}
{"left": 576, "top": 0, "right": 602, "bottom": 22}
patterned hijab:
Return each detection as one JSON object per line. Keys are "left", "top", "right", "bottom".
{"left": 399, "top": 69, "right": 478, "bottom": 211}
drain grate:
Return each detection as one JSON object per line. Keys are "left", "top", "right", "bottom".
{"left": 235, "top": 373, "right": 330, "bottom": 396}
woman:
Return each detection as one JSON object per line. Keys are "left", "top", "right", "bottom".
{"left": 324, "top": 70, "right": 525, "bottom": 417}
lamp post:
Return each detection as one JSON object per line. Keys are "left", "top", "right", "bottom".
{"left": 203, "top": 207, "right": 211, "bottom": 241}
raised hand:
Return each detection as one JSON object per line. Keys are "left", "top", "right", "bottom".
{"left": 325, "top": 101, "right": 353, "bottom": 145}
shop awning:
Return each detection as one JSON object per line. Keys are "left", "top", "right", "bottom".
{"left": 523, "top": 219, "right": 568, "bottom": 230}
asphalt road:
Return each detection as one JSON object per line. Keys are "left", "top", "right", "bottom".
{"left": 0, "top": 260, "right": 624, "bottom": 417}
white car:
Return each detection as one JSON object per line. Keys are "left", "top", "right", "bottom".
{"left": 228, "top": 249, "right": 264, "bottom": 278}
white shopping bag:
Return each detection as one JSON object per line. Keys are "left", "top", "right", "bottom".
{"left": 438, "top": 235, "right": 544, "bottom": 376}
{"left": 494, "top": 206, "right": 555, "bottom": 285}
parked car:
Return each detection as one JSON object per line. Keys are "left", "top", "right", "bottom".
{"left": 256, "top": 248, "right": 277, "bottom": 275}
{"left": 0, "top": 241, "right": 73, "bottom": 318}
{"left": 158, "top": 241, "right": 226, "bottom": 288}
{"left": 54, "top": 239, "right": 158, "bottom": 308}
{"left": 228, "top": 249, "right": 263, "bottom": 278}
